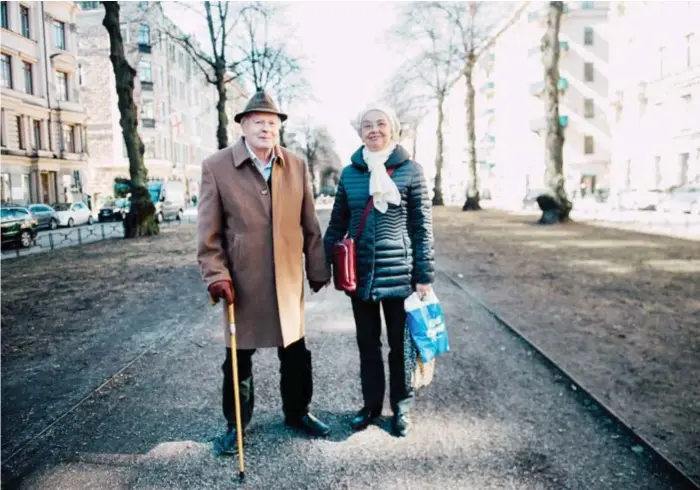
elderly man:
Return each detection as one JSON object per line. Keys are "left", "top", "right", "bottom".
{"left": 197, "top": 91, "right": 331, "bottom": 455}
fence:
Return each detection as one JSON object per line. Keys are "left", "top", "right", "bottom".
{"left": 0, "top": 215, "right": 197, "bottom": 261}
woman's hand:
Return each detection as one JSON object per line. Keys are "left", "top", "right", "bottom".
{"left": 415, "top": 283, "right": 432, "bottom": 299}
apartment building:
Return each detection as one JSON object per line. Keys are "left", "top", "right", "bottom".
{"left": 76, "top": 1, "right": 245, "bottom": 207}
{"left": 470, "top": 1, "right": 611, "bottom": 203}
{"left": 607, "top": 1, "right": 700, "bottom": 193}
{"left": 1, "top": 1, "right": 88, "bottom": 206}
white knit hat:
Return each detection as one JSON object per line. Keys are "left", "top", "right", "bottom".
{"left": 353, "top": 104, "right": 402, "bottom": 142}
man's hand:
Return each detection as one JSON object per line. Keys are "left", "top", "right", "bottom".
{"left": 415, "top": 283, "right": 432, "bottom": 300}
{"left": 208, "top": 280, "right": 234, "bottom": 305}
{"left": 309, "top": 280, "right": 329, "bottom": 293}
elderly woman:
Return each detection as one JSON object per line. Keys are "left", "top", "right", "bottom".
{"left": 323, "top": 105, "right": 435, "bottom": 437}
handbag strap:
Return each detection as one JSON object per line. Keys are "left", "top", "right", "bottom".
{"left": 355, "top": 167, "right": 396, "bottom": 242}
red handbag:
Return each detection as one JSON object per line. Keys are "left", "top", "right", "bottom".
{"left": 333, "top": 168, "right": 395, "bottom": 293}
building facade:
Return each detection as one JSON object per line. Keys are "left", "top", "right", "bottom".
{"left": 607, "top": 1, "right": 700, "bottom": 194}
{"left": 76, "top": 1, "right": 244, "bottom": 209}
{"left": 1, "top": 1, "right": 88, "bottom": 206}
{"left": 472, "top": 1, "right": 612, "bottom": 204}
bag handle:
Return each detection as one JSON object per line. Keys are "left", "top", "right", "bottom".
{"left": 355, "top": 167, "right": 396, "bottom": 242}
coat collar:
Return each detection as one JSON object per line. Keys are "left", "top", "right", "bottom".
{"left": 231, "top": 136, "right": 285, "bottom": 168}
{"left": 350, "top": 144, "right": 411, "bottom": 171}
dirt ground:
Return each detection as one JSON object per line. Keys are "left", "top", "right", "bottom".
{"left": 432, "top": 207, "right": 700, "bottom": 482}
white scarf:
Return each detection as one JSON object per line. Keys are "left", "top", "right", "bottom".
{"left": 363, "top": 143, "right": 401, "bottom": 213}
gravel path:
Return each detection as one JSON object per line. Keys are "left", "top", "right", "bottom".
{"left": 0, "top": 218, "right": 687, "bottom": 489}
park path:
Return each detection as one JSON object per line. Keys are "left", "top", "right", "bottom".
{"left": 1, "top": 222, "right": 681, "bottom": 488}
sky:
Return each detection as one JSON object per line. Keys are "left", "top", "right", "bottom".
{"left": 165, "top": 1, "right": 404, "bottom": 160}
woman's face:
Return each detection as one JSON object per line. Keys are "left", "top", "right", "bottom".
{"left": 361, "top": 110, "right": 392, "bottom": 151}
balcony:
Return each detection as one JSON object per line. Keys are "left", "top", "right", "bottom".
{"left": 141, "top": 81, "right": 154, "bottom": 91}
{"left": 481, "top": 108, "right": 495, "bottom": 118}
{"left": 528, "top": 41, "right": 569, "bottom": 58}
{"left": 529, "top": 77, "right": 569, "bottom": 96}
{"left": 138, "top": 43, "right": 152, "bottom": 54}
{"left": 142, "top": 118, "right": 156, "bottom": 128}
{"left": 530, "top": 115, "right": 569, "bottom": 133}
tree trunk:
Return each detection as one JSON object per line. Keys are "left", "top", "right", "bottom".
{"left": 279, "top": 124, "right": 286, "bottom": 148}
{"left": 432, "top": 94, "right": 445, "bottom": 206}
{"left": 102, "top": 1, "right": 157, "bottom": 238}
{"left": 540, "top": 1, "right": 571, "bottom": 224}
{"left": 215, "top": 71, "right": 228, "bottom": 150}
{"left": 308, "top": 160, "right": 317, "bottom": 197}
{"left": 462, "top": 58, "right": 481, "bottom": 211}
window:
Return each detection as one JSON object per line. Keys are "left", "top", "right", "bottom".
{"left": 55, "top": 71, "right": 68, "bottom": 100}
{"left": 581, "top": 1, "right": 595, "bottom": 8}
{"left": 138, "top": 61, "right": 152, "bottom": 82}
{"left": 584, "top": 62, "right": 594, "bottom": 82}
{"left": 0, "top": 108, "right": 5, "bottom": 146}
{"left": 20, "top": 5, "right": 29, "bottom": 38}
{"left": 16, "top": 116, "right": 24, "bottom": 149}
{"left": 77, "top": 2, "right": 101, "bottom": 10}
{"left": 687, "top": 34, "right": 695, "bottom": 68}
{"left": 0, "top": 173, "right": 9, "bottom": 203}
{"left": 659, "top": 46, "right": 666, "bottom": 77}
{"left": 62, "top": 124, "right": 74, "bottom": 152}
{"left": 584, "top": 98, "right": 595, "bottom": 118}
{"left": 681, "top": 94, "right": 692, "bottom": 130}
{"left": 138, "top": 23, "right": 150, "bottom": 45}
{"left": 1, "top": 2, "right": 8, "bottom": 29}
{"left": 53, "top": 21, "right": 65, "bottom": 50}
{"left": 23, "top": 61, "right": 32, "bottom": 94}
{"left": 1, "top": 53, "right": 11, "bottom": 89}
{"left": 78, "top": 63, "right": 83, "bottom": 85}
{"left": 584, "top": 27, "right": 594, "bottom": 46}
{"left": 584, "top": 135, "right": 594, "bottom": 155}
{"left": 654, "top": 156, "right": 662, "bottom": 188}
{"left": 141, "top": 100, "right": 154, "bottom": 118}
{"left": 32, "top": 120, "right": 41, "bottom": 150}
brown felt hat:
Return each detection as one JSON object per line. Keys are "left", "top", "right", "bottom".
{"left": 234, "top": 91, "right": 288, "bottom": 123}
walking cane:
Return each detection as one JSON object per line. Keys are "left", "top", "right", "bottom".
{"left": 227, "top": 302, "right": 246, "bottom": 482}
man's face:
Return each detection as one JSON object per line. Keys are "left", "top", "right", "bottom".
{"left": 361, "top": 110, "right": 392, "bottom": 152}
{"left": 241, "top": 112, "right": 281, "bottom": 151}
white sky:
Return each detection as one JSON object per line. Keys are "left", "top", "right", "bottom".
{"left": 165, "top": 1, "right": 404, "bottom": 160}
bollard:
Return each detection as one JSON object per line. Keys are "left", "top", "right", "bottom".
{"left": 101, "top": 224, "right": 106, "bottom": 240}
{"left": 78, "top": 228, "right": 82, "bottom": 245}
{"left": 49, "top": 233, "right": 55, "bottom": 251}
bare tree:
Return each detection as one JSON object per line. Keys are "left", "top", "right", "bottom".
{"left": 102, "top": 1, "right": 158, "bottom": 237}
{"left": 237, "top": 5, "right": 308, "bottom": 146}
{"left": 383, "top": 72, "right": 432, "bottom": 160}
{"left": 433, "top": 1, "right": 529, "bottom": 211}
{"left": 168, "top": 1, "right": 260, "bottom": 149}
{"left": 538, "top": 1, "right": 571, "bottom": 223}
{"left": 287, "top": 121, "right": 341, "bottom": 196}
{"left": 392, "top": 3, "right": 464, "bottom": 206}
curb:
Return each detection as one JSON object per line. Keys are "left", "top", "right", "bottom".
{"left": 441, "top": 269, "right": 699, "bottom": 490}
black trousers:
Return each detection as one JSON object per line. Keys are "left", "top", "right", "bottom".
{"left": 351, "top": 297, "right": 413, "bottom": 414}
{"left": 221, "top": 338, "right": 312, "bottom": 430}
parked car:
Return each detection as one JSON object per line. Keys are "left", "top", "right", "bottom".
{"left": 148, "top": 180, "right": 186, "bottom": 222}
{"left": 98, "top": 197, "right": 129, "bottom": 222}
{"left": 658, "top": 185, "right": 700, "bottom": 214}
{"left": 27, "top": 203, "right": 59, "bottom": 230}
{"left": 1, "top": 205, "right": 38, "bottom": 248}
{"left": 53, "top": 201, "right": 94, "bottom": 227}
{"left": 616, "top": 189, "right": 663, "bottom": 211}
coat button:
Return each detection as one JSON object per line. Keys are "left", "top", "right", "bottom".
{"left": 261, "top": 189, "right": 268, "bottom": 195}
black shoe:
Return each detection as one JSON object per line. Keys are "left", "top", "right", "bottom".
{"left": 391, "top": 412, "right": 410, "bottom": 437}
{"left": 285, "top": 412, "right": 332, "bottom": 437}
{"left": 212, "top": 426, "right": 244, "bottom": 456}
{"left": 350, "top": 407, "right": 382, "bottom": 432}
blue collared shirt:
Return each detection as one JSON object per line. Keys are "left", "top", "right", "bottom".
{"left": 244, "top": 139, "right": 275, "bottom": 181}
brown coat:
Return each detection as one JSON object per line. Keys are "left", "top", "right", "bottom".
{"left": 197, "top": 137, "right": 330, "bottom": 349}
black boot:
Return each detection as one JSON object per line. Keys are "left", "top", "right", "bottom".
{"left": 351, "top": 407, "right": 382, "bottom": 432}
{"left": 212, "top": 425, "right": 245, "bottom": 456}
{"left": 391, "top": 411, "right": 410, "bottom": 437}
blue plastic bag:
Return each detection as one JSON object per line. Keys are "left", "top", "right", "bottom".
{"left": 404, "top": 291, "right": 449, "bottom": 363}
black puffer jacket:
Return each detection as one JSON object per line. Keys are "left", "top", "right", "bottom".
{"left": 323, "top": 144, "right": 435, "bottom": 302}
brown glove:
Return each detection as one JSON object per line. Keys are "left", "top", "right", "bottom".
{"left": 208, "top": 280, "right": 234, "bottom": 305}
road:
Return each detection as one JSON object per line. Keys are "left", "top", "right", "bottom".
{"left": 0, "top": 212, "right": 686, "bottom": 489}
